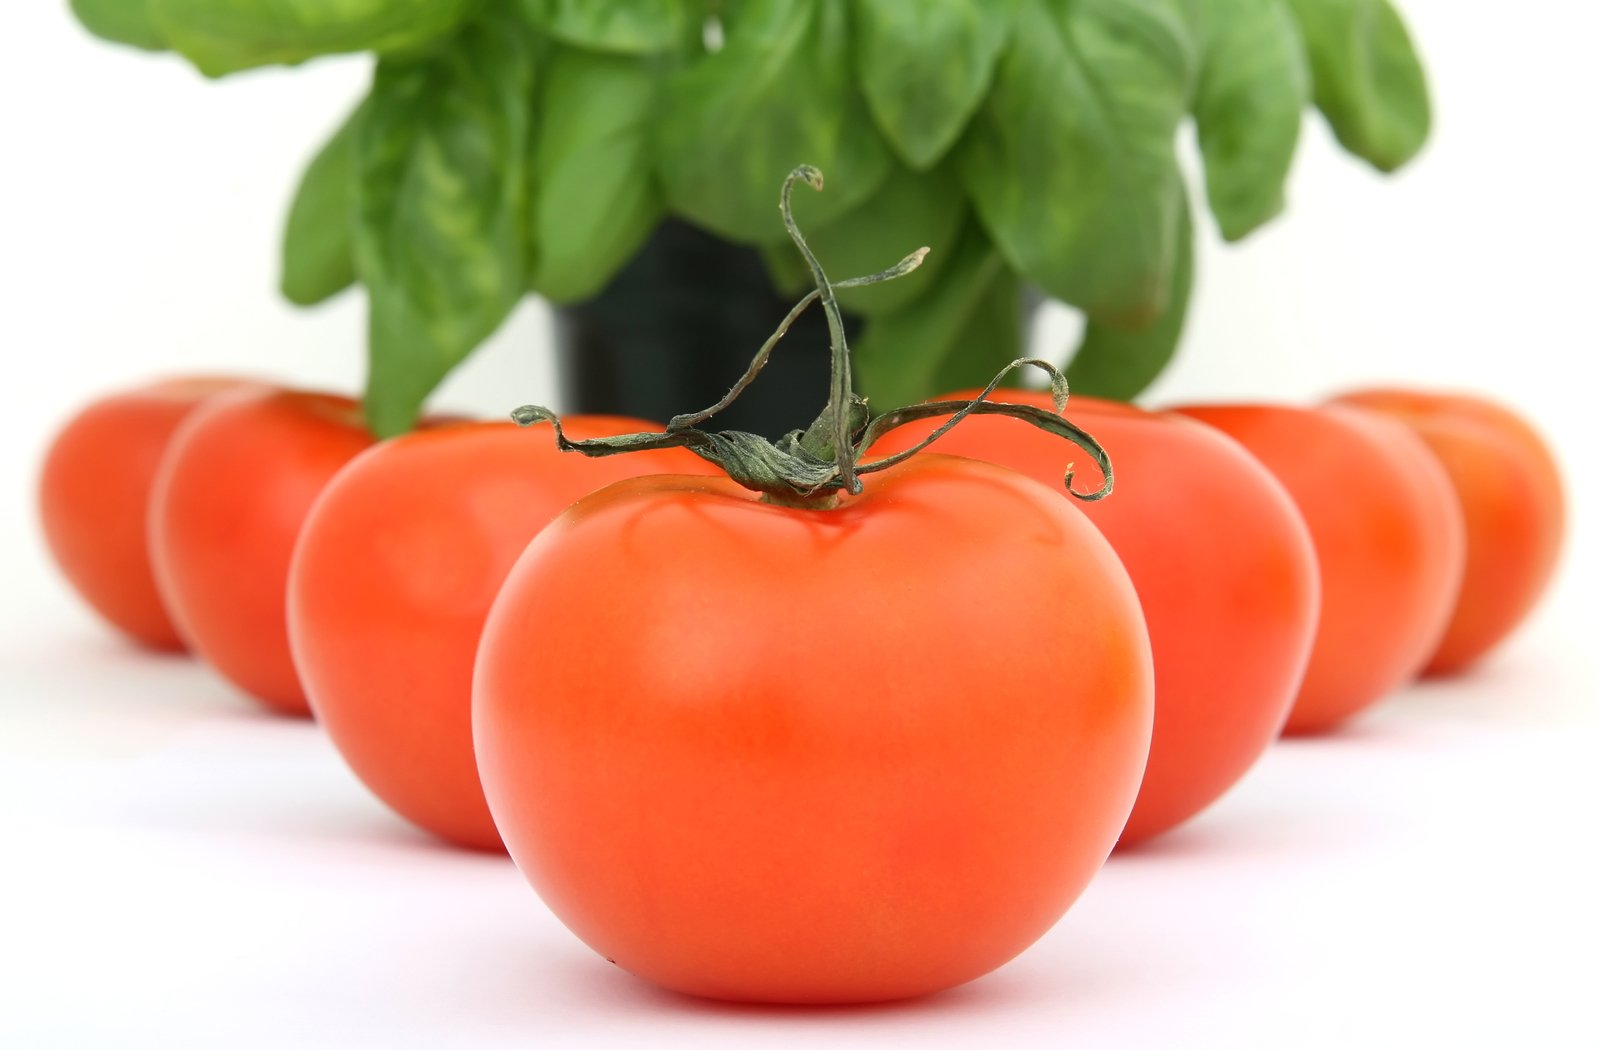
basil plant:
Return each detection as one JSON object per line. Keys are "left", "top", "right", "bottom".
{"left": 71, "top": 0, "right": 1429, "bottom": 437}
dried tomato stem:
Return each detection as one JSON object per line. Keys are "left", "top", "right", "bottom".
{"left": 511, "top": 166, "right": 1113, "bottom": 506}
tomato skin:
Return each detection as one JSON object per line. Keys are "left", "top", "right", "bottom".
{"left": 38, "top": 378, "right": 246, "bottom": 650}
{"left": 873, "top": 393, "right": 1320, "bottom": 843}
{"left": 1327, "top": 389, "right": 1565, "bottom": 675}
{"left": 287, "top": 419, "right": 711, "bottom": 851}
{"left": 1171, "top": 404, "right": 1466, "bottom": 734}
{"left": 150, "top": 388, "right": 375, "bottom": 715}
{"left": 473, "top": 456, "right": 1154, "bottom": 1003}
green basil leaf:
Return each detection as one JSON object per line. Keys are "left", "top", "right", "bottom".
{"left": 654, "top": 0, "right": 892, "bottom": 242}
{"left": 1188, "top": 0, "right": 1309, "bottom": 240}
{"left": 149, "top": 0, "right": 477, "bottom": 77}
{"left": 530, "top": 48, "right": 663, "bottom": 303}
{"left": 760, "top": 161, "right": 964, "bottom": 317}
{"left": 1065, "top": 190, "right": 1193, "bottom": 400}
{"left": 523, "top": 0, "right": 692, "bottom": 54}
{"left": 957, "top": 0, "right": 1194, "bottom": 323}
{"left": 1284, "top": 0, "right": 1430, "bottom": 172}
{"left": 851, "top": 0, "right": 1013, "bottom": 170}
{"left": 354, "top": 8, "right": 534, "bottom": 437}
{"left": 70, "top": 0, "right": 169, "bottom": 50}
{"left": 281, "top": 103, "right": 361, "bottom": 307}
{"left": 852, "top": 219, "right": 1016, "bottom": 409}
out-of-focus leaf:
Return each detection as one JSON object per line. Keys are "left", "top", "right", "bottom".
{"left": 281, "top": 103, "right": 361, "bottom": 307}
{"left": 957, "top": 0, "right": 1194, "bottom": 323}
{"left": 530, "top": 48, "right": 662, "bottom": 304}
{"left": 851, "top": 0, "right": 1013, "bottom": 170}
{"left": 522, "top": 0, "right": 692, "bottom": 54}
{"left": 1066, "top": 191, "right": 1193, "bottom": 400}
{"left": 852, "top": 219, "right": 1019, "bottom": 409}
{"left": 149, "top": 0, "right": 476, "bottom": 77}
{"left": 1284, "top": 0, "right": 1430, "bottom": 171}
{"left": 761, "top": 161, "right": 964, "bottom": 316}
{"left": 1188, "top": 0, "right": 1309, "bottom": 240}
{"left": 70, "top": 0, "right": 168, "bottom": 50}
{"left": 654, "top": 0, "right": 891, "bottom": 242}
{"left": 354, "top": 7, "right": 534, "bottom": 437}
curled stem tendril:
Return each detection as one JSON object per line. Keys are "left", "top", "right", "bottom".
{"left": 511, "top": 166, "right": 1112, "bottom": 507}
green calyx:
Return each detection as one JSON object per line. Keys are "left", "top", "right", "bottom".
{"left": 512, "top": 167, "right": 1114, "bottom": 508}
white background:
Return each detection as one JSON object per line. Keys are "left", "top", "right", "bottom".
{"left": 3, "top": 2, "right": 1596, "bottom": 1047}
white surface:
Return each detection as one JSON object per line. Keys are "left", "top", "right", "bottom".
{"left": 4, "top": 0, "right": 1598, "bottom": 1046}
{"left": 3, "top": 603, "right": 1595, "bottom": 1048}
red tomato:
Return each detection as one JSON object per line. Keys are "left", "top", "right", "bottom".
{"left": 150, "top": 387, "right": 375, "bottom": 715}
{"left": 1327, "top": 389, "right": 1565, "bottom": 675}
{"left": 1171, "top": 403, "right": 1466, "bottom": 733}
{"left": 38, "top": 377, "right": 246, "bottom": 650}
{"left": 473, "top": 456, "right": 1154, "bottom": 1003}
{"left": 287, "top": 419, "right": 711, "bottom": 851}
{"left": 872, "top": 392, "right": 1320, "bottom": 843}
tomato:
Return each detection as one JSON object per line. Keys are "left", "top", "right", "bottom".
{"left": 872, "top": 392, "right": 1320, "bottom": 843}
{"left": 1327, "top": 389, "right": 1565, "bottom": 675}
{"left": 1171, "top": 403, "right": 1465, "bottom": 733}
{"left": 287, "top": 419, "right": 711, "bottom": 851}
{"left": 473, "top": 455, "right": 1153, "bottom": 1003}
{"left": 38, "top": 377, "right": 246, "bottom": 651}
{"left": 150, "top": 387, "right": 375, "bottom": 715}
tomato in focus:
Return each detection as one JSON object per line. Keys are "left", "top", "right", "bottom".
{"left": 150, "top": 387, "right": 375, "bottom": 715}
{"left": 38, "top": 377, "right": 247, "bottom": 651}
{"left": 873, "top": 392, "right": 1320, "bottom": 843}
{"left": 1171, "top": 403, "right": 1465, "bottom": 733}
{"left": 1327, "top": 389, "right": 1565, "bottom": 675}
{"left": 473, "top": 456, "right": 1154, "bottom": 1003}
{"left": 287, "top": 419, "right": 711, "bottom": 851}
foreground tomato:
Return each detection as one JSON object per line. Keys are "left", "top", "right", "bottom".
{"left": 873, "top": 393, "right": 1320, "bottom": 843}
{"left": 287, "top": 419, "right": 711, "bottom": 851}
{"left": 38, "top": 377, "right": 246, "bottom": 650}
{"left": 1327, "top": 389, "right": 1565, "bottom": 675}
{"left": 150, "top": 387, "right": 375, "bottom": 715}
{"left": 1172, "top": 403, "right": 1465, "bottom": 733}
{"left": 473, "top": 456, "right": 1154, "bottom": 1003}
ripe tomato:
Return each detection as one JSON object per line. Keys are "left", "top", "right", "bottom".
{"left": 38, "top": 377, "right": 246, "bottom": 650}
{"left": 150, "top": 387, "right": 375, "bottom": 715}
{"left": 872, "top": 392, "right": 1320, "bottom": 843}
{"left": 287, "top": 419, "right": 711, "bottom": 851}
{"left": 1171, "top": 403, "right": 1465, "bottom": 733}
{"left": 473, "top": 455, "right": 1154, "bottom": 1003}
{"left": 1327, "top": 389, "right": 1565, "bottom": 675}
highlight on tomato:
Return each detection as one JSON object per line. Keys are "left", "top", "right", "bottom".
{"left": 287, "top": 419, "right": 712, "bottom": 851}
{"left": 471, "top": 169, "right": 1154, "bottom": 1003}
{"left": 1327, "top": 388, "right": 1565, "bottom": 675}
{"left": 1170, "top": 402, "right": 1466, "bottom": 734}
{"left": 873, "top": 393, "right": 1320, "bottom": 844}
{"left": 38, "top": 376, "right": 249, "bottom": 651}
{"left": 149, "top": 386, "right": 376, "bottom": 715}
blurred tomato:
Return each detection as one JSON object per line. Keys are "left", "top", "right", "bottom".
{"left": 1172, "top": 403, "right": 1465, "bottom": 733}
{"left": 1328, "top": 389, "right": 1565, "bottom": 675}
{"left": 39, "top": 377, "right": 246, "bottom": 650}
{"left": 873, "top": 392, "right": 1319, "bottom": 842}
{"left": 288, "top": 419, "right": 711, "bottom": 850}
{"left": 150, "top": 387, "right": 374, "bottom": 715}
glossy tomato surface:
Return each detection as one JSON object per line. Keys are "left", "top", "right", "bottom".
{"left": 288, "top": 419, "right": 711, "bottom": 851}
{"left": 150, "top": 387, "right": 375, "bottom": 715}
{"left": 1172, "top": 403, "right": 1465, "bottom": 734}
{"left": 873, "top": 392, "right": 1320, "bottom": 843}
{"left": 473, "top": 456, "right": 1154, "bottom": 1003}
{"left": 1328, "top": 389, "right": 1565, "bottom": 675}
{"left": 38, "top": 377, "right": 246, "bottom": 650}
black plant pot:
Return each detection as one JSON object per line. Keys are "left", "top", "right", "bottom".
{"left": 553, "top": 219, "right": 863, "bottom": 440}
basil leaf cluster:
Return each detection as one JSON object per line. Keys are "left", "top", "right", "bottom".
{"left": 72, "top": 0, "right": 1430, "bottom": 436}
